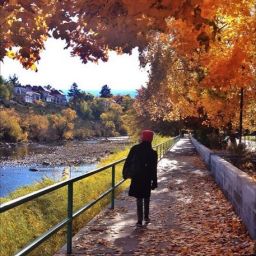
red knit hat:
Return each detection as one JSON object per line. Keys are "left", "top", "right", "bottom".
{"left": 141, "top": 130, "right": 154, "bottom": 142}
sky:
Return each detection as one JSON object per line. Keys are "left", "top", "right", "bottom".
{"left": 0, "top": 38, "right": 149, "bottom": 91}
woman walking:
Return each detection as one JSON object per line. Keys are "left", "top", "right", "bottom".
{"left": 123, "top": 130, "right": 158, "bottom": 227}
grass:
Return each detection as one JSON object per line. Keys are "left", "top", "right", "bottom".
{"left": 0, "top": 134, "right": 172, "bottom": 256}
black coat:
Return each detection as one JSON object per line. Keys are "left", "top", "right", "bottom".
{"left": 123, "top": 141, "right": 158, "bottom": 198}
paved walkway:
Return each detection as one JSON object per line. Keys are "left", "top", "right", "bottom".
{"left": 56, "top": 138, "right": 254, "bottom": 256}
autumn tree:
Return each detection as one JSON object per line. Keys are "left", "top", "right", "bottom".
{"left": 26, "top": 114, "right": 49, "bottom": 141}
{"left": 49, "top": 108, "right": 77, "bottom": 140}
{"left": 133, "top": 3, "right": 256, "bottom": 134}
{"left": 0, "top": 108, "right": 27, "bottom": 142}
{"left": 1, "top": 0, "right": 255, "bottom": 135}
{"left": 78, "top": 100, "right": 92, "bottom": 119}
{"left": 90, "top": 98, "right": 110, "bottom": 120}
{"left": 113, "top": 95, "right": 134, "bottom": 112}
{"left": 62, "top": 108, "right": 77, "bottom": 139}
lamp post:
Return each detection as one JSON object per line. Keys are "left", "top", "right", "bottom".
{"left": 239, "top": 88, "right": 244, "bottom": 145}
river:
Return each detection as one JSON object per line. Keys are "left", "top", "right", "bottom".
{"left": 0, "top": 164, "right": 96, "bottom": 197}
{"left": 0, "top": 137, "right": 129, "bottom": 198}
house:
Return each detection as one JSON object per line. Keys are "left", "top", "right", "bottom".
{"left": 32, "top": 86, "right": 55, "bottom": 103}
{"left": 31, "top": 86, "right": 41, "bottom": 101}
{"left": 13, "top": 85, "right": 27, "bottom": 95}
{"left": 50, "top": 89, "right": 67, "bottom": 105}
{"left": 13, "top": 85, "right": 67, "bottom": 105}
{"left": 41, "top": 87, "right": 55, "bottom": 103}
{"left": 24, "top": 91, "right": 33, "bottom": 103}
{"left": 14, "top": 85, "right": 40, "bottom": 103}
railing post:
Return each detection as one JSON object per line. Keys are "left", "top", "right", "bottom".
{"left": 67, "top": 182, "right": 73, "bottom": 254}
{"left": 111, "top": 165, "right": 115, "bottom": 209}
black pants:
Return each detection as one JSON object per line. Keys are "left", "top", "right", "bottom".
{"left": 136, "top": 197, "right": 150, "bottom": 222}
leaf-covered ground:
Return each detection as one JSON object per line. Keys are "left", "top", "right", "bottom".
{"left": 55, "top": 139, "right": 255, "bottom": 256}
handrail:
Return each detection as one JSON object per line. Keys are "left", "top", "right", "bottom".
{"left": 0, "top": 158, "right": 126, "bottom": 213}
{"left": 0, "top": 136, "right": 179, "bottom": 256}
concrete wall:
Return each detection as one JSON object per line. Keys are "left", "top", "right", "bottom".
{"left": 191, "top": 137, "right": 256, "bottom": 239}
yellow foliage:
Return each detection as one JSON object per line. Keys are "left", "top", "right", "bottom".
{"left": 63, "top": 130, "right": 73, "bottom": 140}
{"left": 61, "top": 108, "right": 77, "bottom": 122}
{"left": 6, "top": 50, "right": 15, "bottom": 59}
{"left": 26, "top": 114, "right": 49, "bottom": 141}
{"left": 0, "top": 0, "right": 255, "bottom": 131}
{"left": 49, "top": 108, "right": 76, "bottom": 140}
{"left": 0, "top": 109, "right": 27, "bottom": 142}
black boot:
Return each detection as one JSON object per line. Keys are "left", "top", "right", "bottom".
{"left": 136, "top": 198, "right": 143, "bottom": 227}
{"left": 144, "top": 197, "right": 150, "bottom": 223}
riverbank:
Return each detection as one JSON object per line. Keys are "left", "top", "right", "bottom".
{"left": 0, "top": 139, "right": 130, "bottom": 167}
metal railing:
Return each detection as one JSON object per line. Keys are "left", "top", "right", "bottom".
{"left": 0, "top": 136, "right": 179, "bottom": 256}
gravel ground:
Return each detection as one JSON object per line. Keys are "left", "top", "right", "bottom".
{"left": 0, "top": 140, "right": 130, "bottom": 167}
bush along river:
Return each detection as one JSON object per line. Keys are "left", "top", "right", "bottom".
{"left": 0, "top": 137, "right": 129, "bottom": 198}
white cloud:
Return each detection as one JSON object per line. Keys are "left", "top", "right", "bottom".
{"left": 0, "top": 38, "right": 149, "bottom": 91}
